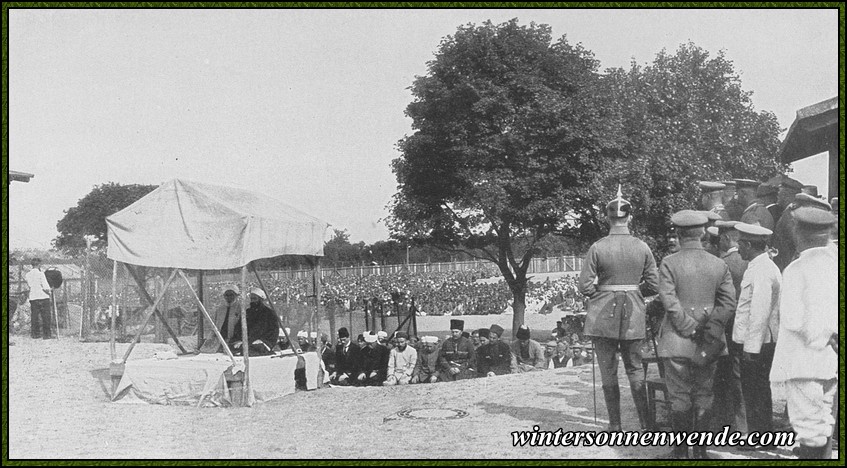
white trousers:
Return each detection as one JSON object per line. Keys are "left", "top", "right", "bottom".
{"left": 786, "top": 378, "right": 837, "bottom": 447}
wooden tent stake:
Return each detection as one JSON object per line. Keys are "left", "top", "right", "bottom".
{"left": 110, "top": 260, "right": 118, "bottom": 361}
{"left": 240, "top": 265, "right": 252, "bottom": 407}
{"left": 176, "top": 269, "right": 236, "bottom": 364}
{"left": 124, "top": 265, "right": 188, "bottom": 355}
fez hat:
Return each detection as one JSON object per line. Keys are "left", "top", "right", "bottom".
{"left": 450, "top": 319, "right": 465, "bottom": 331}
{"left": 338, "top": 327, "right": 350, "bottom": 339}
{"left": 489, "top": 324, "right": 505, "bottom": 338}
{"left": 516, "top": 325, "right": 531, "bottom": 340}
{"left": 477, "top": 328, "right": 490, "bottom": 339}
{"left": 605, "top": 184, "right": 631, "bottom": 218}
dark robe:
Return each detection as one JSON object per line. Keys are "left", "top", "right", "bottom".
{"left": 230, "top": 302, "right": 279, "bottom": 356}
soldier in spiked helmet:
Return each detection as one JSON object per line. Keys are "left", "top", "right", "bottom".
{"left": 578, "top": 185, "right": 659, "bottom": 431}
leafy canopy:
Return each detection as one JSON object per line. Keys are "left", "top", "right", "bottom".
{"left": 54, "top": 182, "right": 158, "bottom": 254}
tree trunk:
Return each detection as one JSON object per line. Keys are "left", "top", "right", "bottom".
{"left": 507, "top": 276, "right": 528, "bottom": 338}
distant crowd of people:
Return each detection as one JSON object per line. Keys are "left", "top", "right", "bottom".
{"left": 267, "top": 270, "right": 584, "bottom": 317}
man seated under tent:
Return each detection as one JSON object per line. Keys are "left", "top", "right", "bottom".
{"left": 200, "top": 285, "right": 242, "bottom": 354}
{"left": 229, "top": 288, "right": 279, "bottom": 356}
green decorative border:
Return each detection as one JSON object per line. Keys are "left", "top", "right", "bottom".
{"left": 1, "top": 2, "right": 844, "bottom": 466}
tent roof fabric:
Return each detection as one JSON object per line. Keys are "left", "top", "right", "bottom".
{"left": 106, "top": 179, "right": 328, "bottom": 269}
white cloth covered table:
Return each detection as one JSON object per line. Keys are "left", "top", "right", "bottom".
{"left": 113, "top": 352, "right": 319, "bottom": 406}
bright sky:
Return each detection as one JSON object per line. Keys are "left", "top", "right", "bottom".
{"left": 8, "top": 8, "right": 839, "bottom": 250}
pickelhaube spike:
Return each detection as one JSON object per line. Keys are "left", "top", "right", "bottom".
{"left": 606, "top": 184, "right": 631, "bottom": 218}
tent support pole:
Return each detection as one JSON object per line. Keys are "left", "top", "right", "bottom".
{"left": 124, "top": 265, "right": 188, "bottom": 354}
{"left": 314, "top": 258, "right": 323, "bottom": 387}
{"left": 176, "top": 269, "right": 236, "bottom": 365}
{"left": 241, "top": 265, "right": 252, "bottom": 406}
{"left": 197, "top": 270, "right": 204, "bottom": 350}
{"left": 121, "top": 268, "right": 180, "bottom": 363}
{"left": 110, "top": 260, "right": 119, "bottom": 362}
{"left": 250, "top": 264, "right": 295, "bottom": 350}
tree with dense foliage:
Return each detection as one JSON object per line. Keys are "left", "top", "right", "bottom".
{"left": 599, "top": 42, "right": 783, "bottom": 255}
{"left": 54, "top": 182, "right": 158, "bottom": 255}
{"left": 388, "top": 19, "right": 618, "bottom": 334}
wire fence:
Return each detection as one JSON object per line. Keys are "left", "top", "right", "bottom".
{"left": 9, "top": 254, "right": 585, "bottom": 344}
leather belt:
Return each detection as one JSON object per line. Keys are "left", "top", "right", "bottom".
{"left": 596, "top": 284, "right": 639, "bottom": 292}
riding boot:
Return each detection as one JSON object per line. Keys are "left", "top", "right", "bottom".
{"left": 630, "top": 381, "right": 649, "bottom": 430}
{"left": 669, "top": 410, "right": 691, "bottom": 459}
{"left": 692, "top": 407, "right": 712, "bottom": 459}
{"left": 602, "top": 384, "right": 622, "bottom": 431}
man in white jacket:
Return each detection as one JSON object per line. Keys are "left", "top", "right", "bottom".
{"left": 732, "top": 223, "right": 781, "bottom": 449}
{"left": 769, "top": 208, "right": 837, "bottom": 459}
{"left": 383, "top": 332, "right": 417, "bottom": 386}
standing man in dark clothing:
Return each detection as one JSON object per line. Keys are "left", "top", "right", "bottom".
{"left": 476, "top": 328, "right": 515, "bottom": 376}
{"left": 722, "top": 180, "right": 744, "bottom": 221}
{"left": 578, "top": 186, "right": 660, "bottom": 432}
{"left": 699, "top": 181, "right": 730, "bottom": 220}
{"left": 712, "top": 220, "right": 749, "bottom": 435}
{"left": 438, "top": 319, "right": 476, "bottom": 381}
{"left": 772, "top": 193, "right": 831, "bottom": 272}
{"left": 330, "top": 327, "right": 360, "bottom": 386}
{"left": 200, "top": 285, "right": 242, "bottom": 353}
{"left": 770, "top": 175, "right": 804, "bottom": 225}
{"left": 230, "top": 288, "right": 279, "bottom": 356}
{"left": 657, "top": 210, "right": 737, "bottom": 459}
{"left": 739, "top": 180, "right": 775, "bottom": 230}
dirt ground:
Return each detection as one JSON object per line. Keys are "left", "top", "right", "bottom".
{"left": 7, "top": 317, "right": 818, "bottom": 461}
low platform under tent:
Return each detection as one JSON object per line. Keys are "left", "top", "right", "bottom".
{"left": 105, "top": 178, "right": 331, "bottom": 407}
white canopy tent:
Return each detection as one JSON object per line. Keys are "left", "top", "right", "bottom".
{"left": 105, "top": 178, "right": 330, "bottom": 406}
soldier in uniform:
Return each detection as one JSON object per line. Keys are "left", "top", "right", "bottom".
{"left": 772, "top": 193, "right": 831, "bottom": 271}
{"left": 578, "top": 186, "right": 659, "bottom": 431}
{"left": 438, "top": 319, "right": 476, "bottom": 381}
{"left": 699, "top": 181, "right": 730, "bottom": 220}
{"left": 757, "top": 183, "right": 781, "bottom": 225}
{"left": 722, "top": 180, "right": 744, "bottom": 221}
{"left": 770, "top": 208, "right": 837, "bottom": 459}
{"left": 771, "top": 176, "right": 804, "bottom": 224}
{"left": 657, "top": 210, "right": 736, "bottom": 459}
{"left": 739, "top": 180, "right": 775, "bottom": 230}
{"left": 712, "top": 220, "right": 748, "bottom": 435}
